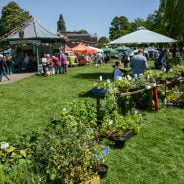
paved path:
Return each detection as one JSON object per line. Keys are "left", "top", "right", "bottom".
{"left": 0, "top": 73, "right": 35, "bottom": 85}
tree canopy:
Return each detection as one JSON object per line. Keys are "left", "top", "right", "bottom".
{"left": 78, "top": 30, "right": 88, "bottom": 34}
{"left": 97, "top": 36, "right": 109, "bottom": 48}
{"left": 109, "top": 0, "right": 184, "bottom": 42}
{"left": 156, "top": 0, "right": 184, "bottom": 40}
{"left": 57, "top": 14, "right": 66, "bottom": 32}
{"left": 109, "top": 16, "right": 130, "bottom": 40}
{"left": 0, "top": 1, "right": 32, "bottom": 37}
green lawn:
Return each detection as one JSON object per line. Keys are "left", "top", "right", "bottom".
{"left": 0, "top": 64, "right": 113, "bottom": 141}
{"left": 0, "top": 63, "right": 184, "bottom": 183}
{"left": 102, "top": 108, "right": 184, "bottom": 184}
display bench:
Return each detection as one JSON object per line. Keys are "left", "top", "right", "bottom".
{"left": 118, "top": 77, "right": 184, "bottom": 111}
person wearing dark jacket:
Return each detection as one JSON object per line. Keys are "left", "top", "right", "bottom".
{"left": 155, "top": 49, "right": 170, "bottom": 72}
{"left": 0, "top": 55, "right": 10, "bottom": 82}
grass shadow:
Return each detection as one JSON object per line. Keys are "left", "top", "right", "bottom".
{"left": 73, "top": 72, "right": 113, "bottom": 81}
{"left": 79, "top": 90, "right": 96, "bottom": 98}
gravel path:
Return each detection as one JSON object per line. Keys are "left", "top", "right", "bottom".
{"left": 0, "top": 73, "right": 35, "bottom": 85}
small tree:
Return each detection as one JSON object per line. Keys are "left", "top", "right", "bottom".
{"left": 97, "top": 36, "right": 109, "bottom": 48}
{"left": 79, "top": 29, "right": 88, "bottom": 34}
{"left": 57, "top": 14, "right": 66, "bottom": 32}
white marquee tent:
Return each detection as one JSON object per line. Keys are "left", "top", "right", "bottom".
{"left": 88, "top": 46, "right": 103, "bottom": 53}
{"left": 110, "top": 28, "right": 177, "bottom": 44}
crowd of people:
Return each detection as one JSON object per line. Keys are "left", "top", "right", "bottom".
{"left": 40, "top": 53, "right": 68, "bottom": 76}
{"left": 113, "top": 47, "right": 183, "bottom": 81}
{"left": 73, "top": 52, "right": 108, "bottom": 66}
{"left": 1, "top": 46, "right": 184, "bottom": 82}
{"left": 113, "top": 49, "right": 148, "bottom": 80}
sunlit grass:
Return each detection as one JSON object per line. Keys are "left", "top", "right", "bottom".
{"left": 0, "top": 61, "right": 184, "bottom": 183}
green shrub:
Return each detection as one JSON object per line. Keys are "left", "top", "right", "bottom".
{"left": 34, "top": 100, "right": 99, "bottom": 184}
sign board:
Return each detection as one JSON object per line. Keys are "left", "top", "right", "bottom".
{"left": 10, "top": 40, "right": 41, "bottom": 45}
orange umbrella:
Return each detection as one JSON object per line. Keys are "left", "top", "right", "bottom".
{"left": 72, "top": 43, "right": 97, "bottom": 54}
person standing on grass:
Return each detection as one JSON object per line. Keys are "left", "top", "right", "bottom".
{"left": 121, "top": 51, "right": 129, "bottom": 68}
{"left": 113, "top": 61, "right": 127, "bottom": 81}
{"left": 60, "top": 52, "right": 68, "bottom": 74}
{"left": 52, "top": 55, "right": 61, "bottom": 74}
{"left": 0, "top": 55, "right": 10, "bottom": 82}
{"left": 130, "top": 49, "right": 148, "bottom": 78}
{"left": 95, "top": 52, "right": 103, "bottom": 67}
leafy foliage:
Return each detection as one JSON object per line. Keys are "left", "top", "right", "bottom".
{"left": 96, "top": 81, "right": 141, "bottom": 137}
{"left": 109, "top": 16, "right": 130, "bottom": 40}
{"left": 108, "top": 0, "right": 184, "bottom": 41}
{"left": 156, "top": 0, "right": 184, "bottom": 40}
{"left": 97, "top": 37, "right": 109, "bottom": 48}
{"left": 79, "top": 29, "right": 89, "bottom": 34}
{"left": 34, "top": 100, "right": 98, "bottom": 184}
{"left": 0, "top": 1, "right": 32, "bottom": 36}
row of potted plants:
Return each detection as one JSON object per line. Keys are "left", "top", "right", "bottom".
{"left": 93, "top": 64, "right": 184, "bottom": 109}
{"left": 93, "top": 81, "right": 142, "bottom": 148}
{"left": 93, "top": 64, "right": 184, "bottom": 94}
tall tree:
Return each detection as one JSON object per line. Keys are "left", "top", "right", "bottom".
{"left": 97, "top": 36, "right": 109, "bottom": 48}
{"left": 57, "top": 14, "right": 66, "bottom": 32}
{"left": 109, "top": 16, "right": 130, "bottom": 40}
{"left": 0, "top": 1, "right": 32, "bottom": 36}
{"left": 155, "top": 0, "right": 184, "bottom": 39}
{"left": 144, "top": 12, "right": 159, "bottom": 31}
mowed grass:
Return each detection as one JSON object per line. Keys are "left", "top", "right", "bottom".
{"left": 102, "top": 108, "right": 184, "bottom": 184}
{"left": 1, "top": 62, "right": 184, "bottom": 183}
{"left": 0, "top": 64, "right": 113, "bottom": 141}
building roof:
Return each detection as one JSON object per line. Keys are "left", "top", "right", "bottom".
{"left": 5, "top": 18, "right": 65, "bottom": 41}
{"left": 110, "top": 28, "right": 177, "bottom": 44}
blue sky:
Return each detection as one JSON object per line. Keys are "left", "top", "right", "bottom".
{"left": 0, "top": 0, "right": 160, "bottom": 38}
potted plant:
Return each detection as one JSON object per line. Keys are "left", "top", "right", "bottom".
{"left": 92, "top": 81, "right": 108, "bottom": 96}
{"left": 34, "top": 100, "right": 99, "bottom": 184}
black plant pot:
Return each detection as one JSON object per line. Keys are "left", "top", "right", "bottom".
{"left": 109, "top": 135, "right": 125, "bottom": 149}
{"left": 124, "top": 129, "right": 135, "bottom": 142}
{"left": 181, "top": 72, "right": 184, "bottom": 77}
{"left": 96, "top": 164, "right": 108, "bottom": 178}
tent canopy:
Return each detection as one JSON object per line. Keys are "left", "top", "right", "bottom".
{"left": 88, "top": 46, "right": 103, "bottom": 53}
{"left": 145, "top": 48, "right": 159, "bottom": 52}
{"left": 110, "top": 28, "right": 177, "bottom": 44}
{"left": 5, "top": 18, "right": 64, "bottom": 41}
{"left": 101, "top": 47, "right": 117, "bottom": 53}
{"left": 115, "top": 46, "right": 132, "bottom": 53}
{"left": 72, "top": 43, "right": 97, "bottom": 54}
